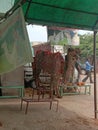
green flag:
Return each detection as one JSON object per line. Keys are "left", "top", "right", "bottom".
{"left": 0, "top": 7, "right": 32, "bottom": 74}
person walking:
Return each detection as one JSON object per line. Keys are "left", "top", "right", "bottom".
{"left": 82, "top": 58, "right": 93, "bottom": 83}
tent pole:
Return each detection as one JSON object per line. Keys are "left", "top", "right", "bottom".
{"left": 93, "top": 31, "right": 97, "bottom": 119}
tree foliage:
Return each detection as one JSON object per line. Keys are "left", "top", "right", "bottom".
{"left": 79, "top": 33, "right": 93, "bottom": 58}
{"left": 50, "top": 32, "right": 98, "bottom": 60}
{"left": 78, "top": 33, "right": 98, "bottom": 58}
{"left": 56, "top": 33, "right": 94, "bottom": 58}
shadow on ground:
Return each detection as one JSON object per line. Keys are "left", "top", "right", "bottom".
{"left": 0, "top": 98, "right": 98, "bottom": 130}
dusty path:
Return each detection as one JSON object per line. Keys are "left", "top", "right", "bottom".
{"left": 0, "top": 96, "right": 98, "bottom": 130}
{"left": 0, "top": 74, "right": 98, "bottom": 130}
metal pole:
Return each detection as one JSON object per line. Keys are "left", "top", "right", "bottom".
{"left": 93, "top": 31, "right": 97, "bottom": 119}
{"left": 0, "top": 76, "right": 2, "bottom": 96}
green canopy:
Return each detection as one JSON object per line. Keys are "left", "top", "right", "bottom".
{"left": 14, "top": 0, "right": 98, "bottom": 31}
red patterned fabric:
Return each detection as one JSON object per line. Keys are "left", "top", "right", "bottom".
{"left": 35, "top": 50, "right": 64, "bottom": 75}
{"left": 34, "top": 50, "right": 64, "bottom": 97}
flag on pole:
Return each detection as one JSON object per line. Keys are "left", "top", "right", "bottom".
{"left": 0, "top": 7, "right": 32, "bottom": 74}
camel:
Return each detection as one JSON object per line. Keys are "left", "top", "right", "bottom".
{"left": 33, "top": 50, "right": 64, "bottom": 98}
{"left": 62, "top": 47, "right": 81, "bottom": 93}
{"left": 33, "top": 48, "right": 80, "bottom": 97}
{"left": 64, "top": 48, "right": 81, "bottom": 83}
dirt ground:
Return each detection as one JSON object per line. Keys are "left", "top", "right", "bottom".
{"left": 0, "top": 74, "right": 98, "bottom": 130}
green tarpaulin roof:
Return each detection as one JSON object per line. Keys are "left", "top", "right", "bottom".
{"left": 13, "top": 0, "right": 98, "bottom": 31}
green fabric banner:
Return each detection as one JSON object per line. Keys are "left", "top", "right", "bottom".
{"left": 0, "top": 7, "right": 32, "bottom": 75}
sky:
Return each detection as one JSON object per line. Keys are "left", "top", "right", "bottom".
{"left": 0, "top": 0, "right": 14, "bottom": 13}
{"left": 26, "top": 25, "right": 48, "bottom": 42}
{"left": 78, "top": 30, "right": 93, "bottom": 35}
{"left": 26, "top": 24, "right": 93, "bottom": 43}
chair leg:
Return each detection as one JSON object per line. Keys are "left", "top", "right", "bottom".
{"left": 38, "top": 89, "right": 41, "bottom": 101}
{"left": 25, "top": 101, "right": 29, "bottom": 114}
{"left": 20, "top": 98, "right": 23, "bottom": 110}
{"left": 50, "top": 100, "right": 52, "bottom": 110}
{"left": 56, "top": 100, "right": 59, "bottom": 112}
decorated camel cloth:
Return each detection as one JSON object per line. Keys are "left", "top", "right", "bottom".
{"left": 33, "top": 50, "right": 64, "bottom": 97}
